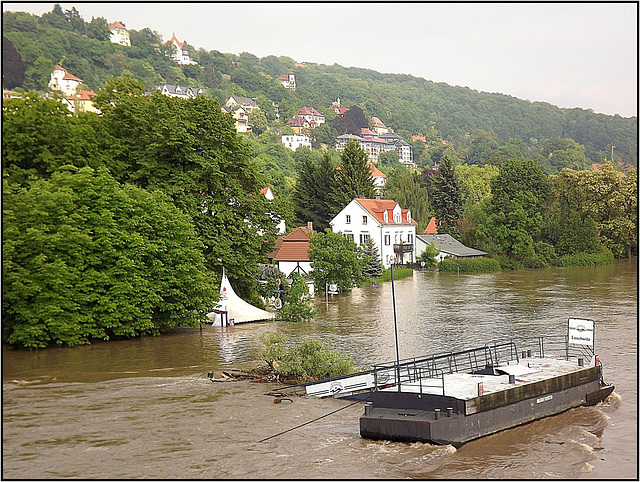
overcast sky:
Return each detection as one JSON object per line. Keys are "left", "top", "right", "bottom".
{"left": 4, "top": 2, "right": 638, "bottom": 117}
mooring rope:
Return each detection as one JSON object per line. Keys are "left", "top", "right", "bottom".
{"left": 258, "top": 399, "right": 364, "bottom": 443}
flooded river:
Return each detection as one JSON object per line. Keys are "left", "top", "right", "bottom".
{"left": 2, "top": 261, "right": 637, "bottom": 479}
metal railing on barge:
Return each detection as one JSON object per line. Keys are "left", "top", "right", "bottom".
{"left": 370, "top": 335, "right": 595, "bottom": 396}
{"left": 270, "top": 334, "right": 595, "bottom": 398}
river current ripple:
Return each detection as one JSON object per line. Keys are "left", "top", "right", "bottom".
{"left": 2, "top": 261, "right": 637, "bottom": 479}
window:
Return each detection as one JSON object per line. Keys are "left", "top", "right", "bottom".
{"left": 360, "top": 234, "right": 370, "bottom": 244}
{"left": 345, "top": 233, "right": 354, "bottom": 242}
{"left": 384, "top": 234, "right": 390, "bottom": 246}
{"left": 362, "top": 216, "right": 368, "bottom": 225}
{"left": 346, "top": 215, "right": 351, "bottom": 224}
{"left": 408, "top": 233, "right": 413, "bottom": 243}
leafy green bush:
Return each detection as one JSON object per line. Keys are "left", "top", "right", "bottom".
{"left": 374, "top": 267, "right": 413, "bottom": 282}
{"left": 260, "top": 332, "right": 354, "bottom": 380}
{"left": 555, "top": 250, "right": 615, "bottom": 267}
{"left": 439, "top": 257, "right": 502, "bottom": 272}
{"left": 495, "top": 256, "right": 525, "bottom": 270}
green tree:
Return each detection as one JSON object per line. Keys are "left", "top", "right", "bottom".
{"left": 248, "top": 108, "right": 268, "bottom": 135}
{"left": 277, "top": 273, "right": 315, "bottom": 322}
{"left": 2, "top": 167, "right": 215, "bottom": 349}
{"left": 418, "top": 242, "right": 440, "bottom": 269}
{"left": 86, "top": 16, "right": 111, "bottom": 41}
{"left": 100, "top": 92, "right": 280, "bottom": 295}
{"left": 579, "top": 163, "right": 637, "bottom": 258}
{"left": 479, "top": 158, "right": 550, "bottom": 265}
{"left": 456, "top": 163, "right": 499, "bottom": 211}
{"left": 424, "top": 152, "right": 463, "bottom": 236}
{"left": 333, "top": 140, "right": 375, "bottom": 209}
{"left": 309, "top": 229, "right": 367, "bottom": 293}
{"left": 361, "top": 237, "right": 383, "bottom": 279}
{"left": 2, "top": 94, "right": 112, "bottom": 186}
{"left": 536, "top": 137, "right": 588, "bottom": 173}
{"left": 293, "top": 151, "right": 339, "bottom": 231}
{"left": 383, "top": 168, "right": 431, "bottom": 231}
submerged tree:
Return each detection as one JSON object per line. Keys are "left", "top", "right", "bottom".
{"left": 361, "top": 237, "right": 383, "bottom": 279}
{"left": 2, "top": 167, "right": 215, "bottom": 349}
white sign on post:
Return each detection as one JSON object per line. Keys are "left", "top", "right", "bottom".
{"left": 568, "top": 318, "right": 595, "bottom": 346}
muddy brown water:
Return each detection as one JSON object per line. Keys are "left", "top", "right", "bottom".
{"left": 2, "top": 261, "right": 637, "bottom": 479}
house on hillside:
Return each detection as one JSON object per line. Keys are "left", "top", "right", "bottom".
{"left": 108, "top": 21, "right": 131, "bottom": 46}
{"left": 277, "top": 71, "right": 296, "bottom": 90}
{"left": 334, "top": 131, "right": 415, "bottom": 167}
{"left": 156, "top": 84, "right": 203, "bottom": 99}
{"left": 226, "top": 96, "right": 260, "bottom": 113}
{"left": 330, "top": 197, "right": 417, "bottom": 267}
{"left": 290, "top": 106, "right": 325, "bottom": 127}
{"left": 71, "top": 90, "right": 99, "bottom": 114}
{"left": 370, "top": 165, "right": 387, "bottom": 194}
{"left": 48, "top": 65, "right": 83, "bottom": 97}
{"left": 282, "top": 134, "right": 312, "bottom": 151}
{"left": 166, "top": 34, "right": 197, "bottom": 65}
{"left": 222, "top": 105, "right": 251, "bottom": 133}
{"left": 370, "top": 116, "right": 390, "bottom": 135}
{"left": 416, "top": 234, "right": 487, "bottom": 262}
{"left": 328, "top": 98, "right": 348, "bottom": 117}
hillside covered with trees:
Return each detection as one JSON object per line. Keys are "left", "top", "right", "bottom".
{"left": 3, "top": 5, "right": 637, "bottom": 168}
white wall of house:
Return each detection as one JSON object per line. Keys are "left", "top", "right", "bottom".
{"left": 276, "top": 261, "right": 313, "bottom": 278}
{"left": 330, "top": 199, "right": 416, "bottom": 268}
{"left": 281, "top": 134, "right": 311, "bottom": 151}
{"left": 109, "top": 28, "right": 130, "bottom": 46}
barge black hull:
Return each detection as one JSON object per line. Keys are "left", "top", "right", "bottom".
{"left": 360, "top": 365, "right": 613, "bottom": 447}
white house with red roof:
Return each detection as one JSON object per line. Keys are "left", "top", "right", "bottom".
{"left": 277, "top": 71, "right": 296, "bottom": 90}
{"left": 370, "top": 164, "right": 387, "bottom": 194}
{"left": 268, "top": 224, "right": 314, "bottom": 279}
{"left": 48, "top": 65, "right": 83, "bottom": 97}
{"left": 166, "top": 34, "right": 197, "bottom": 65}
{"left": 330, "top": 197, "right": 417, "bottom": 267}
{"left": 108, "top": 21, "right": 130, "bottom": 46}
{"left": 289, "top": 106, "right": 325, "bottom": 127}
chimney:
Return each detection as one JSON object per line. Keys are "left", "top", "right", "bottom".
{"left": 307, "top": 221, "right": 313, "bottom": 232}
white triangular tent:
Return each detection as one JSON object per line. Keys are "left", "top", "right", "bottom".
{"left": 206, "top": 270, "right": 275, "bottom": 326}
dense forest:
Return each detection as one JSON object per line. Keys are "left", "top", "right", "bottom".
{"left": 2, "top": 6, "right": 637, "bottom": 167}
{"left": 2, "top": 6, "right": 638, "bottom": 349}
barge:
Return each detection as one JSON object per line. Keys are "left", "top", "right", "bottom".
{"left": 305, "top": 318, "right": 614, "bottom": 447}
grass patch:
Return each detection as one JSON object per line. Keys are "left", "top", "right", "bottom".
{"left": 373, "top": 267, "right": 414, "bottom": 282}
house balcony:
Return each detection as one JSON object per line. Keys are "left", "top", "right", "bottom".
{"left": 393, "top": 243, "right": 413, "bottom": 254}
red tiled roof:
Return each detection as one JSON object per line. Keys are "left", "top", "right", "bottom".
{"left": 282, "top": 226, "right": 310, "bottom": 241}
{"left": 370, "top": 165, "right": 387, "bottom": 178}
{"left": 424, "top": 217, "right": 438, "bottom": 234}
{"left": 271, "top": 226, "right": 312, "bottom": 261}
{"left": 359, "top": 128, "right": 377, "bottom": 136}
{"left": 286, "top": 117, "right": 307, "bottom": 127}
{"left": 167, "top": 34, "right": 185, "bottom": 49}
{"left": 361, "top": 137, "right": 388, "bottom": 144}
{"left": 63, "top": 71, "right": 83, "bottom": 83}
{"left": 355, "top": 198, "right": 416, "bottom": 225}
{"left": 274, "top": 242, "right": 310, "bottom": 261}
{"left": 109, "top": 21, "right": 126, "bottom": 30}
{"left": 73, "top": 90, "right": 96, "bottom": 101}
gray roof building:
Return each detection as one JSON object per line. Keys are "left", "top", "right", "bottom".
{"left": 416, "top": 234, "right": 487, "bottom": 259}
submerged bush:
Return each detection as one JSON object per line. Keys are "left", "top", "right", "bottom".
{"left": 555, "top": 250, "right": 615, "bottom": 267}
{"left": 259, "top": 332, "right": 354, "bottom": 380}
{"left": 439, "top": 257, "right": 502, "bottom": 272}
{"left": 374, "top": 267, "right": 413, "bottom": 282}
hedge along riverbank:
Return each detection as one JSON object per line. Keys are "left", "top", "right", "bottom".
{"left": 555, "top": 250, "right": 616, "bottom": 267}
{"left": 439, "top": 257, "right": 502, "bottom": 273}
{"left": 373, "top": 267, "right": 414, "bottom": 283}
